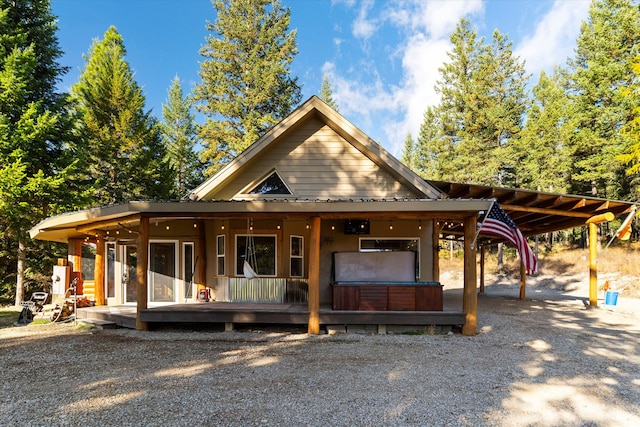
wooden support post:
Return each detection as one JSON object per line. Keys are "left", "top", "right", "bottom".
{"left": 479, "top": 245, "right": 485, "bottom": 294}
{"left": 519, "top": 259, "right": 526, "bottom": 300}
{"left": 94, "top": 234, "right": 105, "bottom": 305}
{"left": 307, "top": 216, "right": 321, "bottom": 334}
{"left": 462, "top": 216, "right": 478, "bottom": 336}
{"left": 585, "top": 212, "right": 613, "bottom": 307}
{"left": 136, "top": 216, "right": 149, "bottom": 331}
{"left": 68, "top": 238, "right": 83, "bottom": 277}
{"left": 432, "top": 221, "right": 441, "bottom": 282}
{"left": 589, "top": 222, "right": 598, "bottom": 307}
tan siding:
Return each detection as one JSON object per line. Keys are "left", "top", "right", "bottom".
{"left": 210, "top": 117, "right": 419, "bottom": 200}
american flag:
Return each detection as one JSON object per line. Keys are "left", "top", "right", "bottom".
{"left": 479, "top": 203, "right": 538, "bottom": 274}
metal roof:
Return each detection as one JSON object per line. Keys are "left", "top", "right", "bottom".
{"left": 428, "top": 180, "right": 635, "bottom": 240}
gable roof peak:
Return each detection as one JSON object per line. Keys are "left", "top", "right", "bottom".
{"left": 188, "top": 96, "right": 443, "bottom": 201}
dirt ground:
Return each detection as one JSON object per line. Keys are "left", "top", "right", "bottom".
{"left": 1, "top": 270, "right": 639, "bottom": 426}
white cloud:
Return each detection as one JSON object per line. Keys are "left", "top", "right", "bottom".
{"left": 516, "top": 0, "right": 591, "bottom": 76}
{"left": 331, "top": 0, "right": 483, "bottom": 155}
{"left": 352, "top": 0, "right": 377, "bottom": 39}
{"left": 330, "top": 0, "right": 587, "bottom": 156}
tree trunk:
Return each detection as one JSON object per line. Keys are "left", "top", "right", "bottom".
{"left": 497, "top": 242, "right": 504, "bottom": 272}
{"left": 15, "top": 237, "right": 25, "bottom": 306}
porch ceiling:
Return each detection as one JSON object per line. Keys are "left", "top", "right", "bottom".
{"left": 30, "top": 198, "right": 494, "bottom": 243}
{"left": 428, "top": 180, "right": 636, "bottom": 240}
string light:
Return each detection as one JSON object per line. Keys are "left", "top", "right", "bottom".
{"left": 389, "top": 221, "right": 393, "bottom": 230}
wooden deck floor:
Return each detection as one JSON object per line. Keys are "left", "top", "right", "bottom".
{"left": 77, "top": 302, "right": 466, "bottom": 331}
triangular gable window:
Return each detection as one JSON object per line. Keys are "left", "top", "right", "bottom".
{"left": 247, "top": 171, "right": 292, "bottom": 195}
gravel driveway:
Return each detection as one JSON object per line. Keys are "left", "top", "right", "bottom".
{"left": 1, "top": 273, "right": 639, "bottom": 427}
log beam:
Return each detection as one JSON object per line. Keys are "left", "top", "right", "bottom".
{"left": 94, "top": 234, "right": 105, "bottom": 305}
{"left": 462, "top": 215, "right": 478, "bottom": 336}
{"left": 136, "top": 216, "right": 149, "bottom": 330}
{"left": 589, "top": 222, "right": 598, "bottom": 307}
{"left": 307, "top": 216, "right": 321, "bottom": 334}
{"left": 432, "top": 220, "right": 442, "bottom": 282}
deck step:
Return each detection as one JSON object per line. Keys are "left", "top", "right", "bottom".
{"left": 77, "top": 318, "right": 118, "bottom": 329}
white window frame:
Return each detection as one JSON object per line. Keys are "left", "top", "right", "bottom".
{"left": 105, "top": 241, "right": 116, "bottom": 300}
{"left": 216, "top": 234, "right": 225, "bottom": 276}
{"left": 235, "top": 234, "right": 278, "bottom": 277}
{"left": 148, "top": 239, "right": 179, "bottom": 304}
{"left": 240, "top": 169, "right": 293, "bottom": 197}
{"left": 290, "top": 235, "right": 304, "bottom": 277}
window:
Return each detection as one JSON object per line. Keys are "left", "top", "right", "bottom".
{"left": 106, "top": 242, "right": 116, "bottom": 298}
{"left": 149, "top": 242, "right": 177, "bottom": 303}
{"left": 81, "top": 242, "right": 96, "bottom": 281}
{"left": 217, "top": 235, "right": 225, "bottom": 276}
{"left": 236, "top": 235, "right": 277, "bottom": 276}
{"left": 290, "top": 235, "right": 304, "bottom": 277}
{"left": 247, "top": 171, "right": 291, "bottom": 195}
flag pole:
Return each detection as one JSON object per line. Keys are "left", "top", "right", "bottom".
{"left": 470, "top": 200, "right": 495, "bottom": 250}
{"left": 604, "top": 206, "right": 636, "bottom": 250}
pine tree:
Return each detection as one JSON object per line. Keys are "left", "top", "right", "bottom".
{"left": 435, "top": 18, "right": 482, "bottom": 152}
{"left": 193, "top": 0, "right": 302, "bottom": 176}
{"left": 517, "top": 69, "right": 572, "bottom": 192}
{"left": 564, "top": 0, "right": 640, "bottom": 199}
{"left": 161, "top": 76, "right": 205, "bottom": 197}
{"left": 319, "top": 74, "right": 339, "bottom": 111}
{"left": 72, "top": 26, "right": 174, "bottom": 205}
{"left": 400, "top": 133, "right": 416, "bottom": 170}
{"left": 416, "top": 106, "right": 454, "bottom": 180}
{"left": 0, "top": 0, "right": 80, "bottom": 304}
{"left": 618, "top": 55, "right": 640, "bottom": 200}
{"left": 421, "top": 21, "right": 528, "bottom": 186}
{"left": 454, "top": 29, "right": 529, "bottom": 186}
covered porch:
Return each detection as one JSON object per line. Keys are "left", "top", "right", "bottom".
{"left": 31, "top": 199, "right": 489, "bottom": 335}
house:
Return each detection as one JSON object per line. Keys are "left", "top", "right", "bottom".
{"left": 30, "top": 96, "right": 634, "bottom": 335}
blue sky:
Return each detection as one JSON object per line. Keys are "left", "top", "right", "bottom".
{"left": 51, "top": 0, "right": 591, "bottom": 156}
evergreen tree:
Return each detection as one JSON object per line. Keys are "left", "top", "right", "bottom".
{"left": 564, "top": 0, "right": 640, "bottom": 199}
{"left": 416, "top": 106, "right": 454, "bottom": 180}
{"left": 319, "top": 74, "right": 339, "bottom": 111}
{"left": 194, "top": 0, "right": 302, "bottom": 176}
{"left": 400, "top": 133, "right": 416, "bottom": 170}
{"left": 161, "top": 76, "right": 205, "bottom": 197}
{"left": 72, "top": 26, "right": 174, "bottom": 205}
{"left": 475, "top": 29, "right": 529, "bottom": 186}
{"left": 517, "top": 69, "right": 572, "bottom": 192}
{"left": 434, "top": 18, "right": 482, "bottom": 156}
{"left": 618, "top": 55, "right": 640, "bottom": 200}
{"left": 0, "top": 0, "right": 80, "bottom": 304}
{"left": 421, "top": 20, "right": 528, "bottom": 186}
{"left": 194, "top": 0, "right": 301, "bottom": 175}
